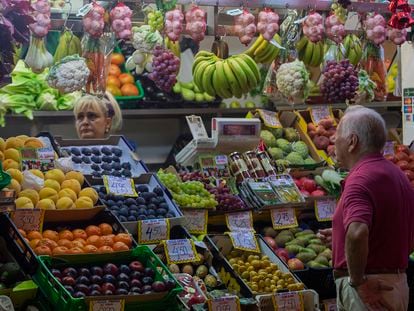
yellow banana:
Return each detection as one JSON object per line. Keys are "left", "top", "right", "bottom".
{"left": 254, "top": 39, "right": 270, "bottom": 57}
{"left": 244, "top": 35, "right": 264, "bottom": 57}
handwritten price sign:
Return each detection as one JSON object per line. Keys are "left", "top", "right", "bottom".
{"left": 310, "top": 105, "right": 333, "bottom": 125}
{"left": 103, "top": 176, "right": 137, "bottom": 197}
{"left": 226, "top": 211, "right": 254, "bottom": 232}
{"left": 89, "top": 299, "right": 125, "bottom": 311}
{"left": 271, "top": 208, "right": 298, "bottom": 229}
{"left": 138, "top": 219, "right": 170, "bottom": 244}
{"left": 182, "top": 209, "right": 208, "bottom": 234}
{"left": 315, "top": 198, "right": 337, "bottom": 221}
{"left": 272, "top": 291, "right": 303, "bottom": 311}
{"left": 228, "top": 231, "right": 260, "bottom": 253}
{"left": 164, "top": 239, "right": 200, "bottom": 264}
{"left": 12, "top": 209, "right": 44, "bottom": 232}
{"left": 208, "top": 296, "right": 241, "bottom": 311}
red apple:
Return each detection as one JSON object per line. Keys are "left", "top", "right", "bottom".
{"left": 302, "top": 178, "right": 317, "bottom": 193}
{"left": 263, "top": 236, "right": 277, "bottom": 250}
{"left": 287, "top": 258, "right": 304, "bottom": 270}
{"left": 396, "top": 145, "right": 410, "bottom": 155}
{"left": 276, "top": 248, "right": 289, "bottom": 259}
{"left": 397, "top": 160, "right": 409, "bottom": 170}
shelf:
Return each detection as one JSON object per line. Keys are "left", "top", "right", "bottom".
{"left": 276, "top": 100, "right": 402, "bottom": 111}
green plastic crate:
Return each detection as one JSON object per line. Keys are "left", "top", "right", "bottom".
{"left": 32, "top": 246, "right": 183, "bottom": 311}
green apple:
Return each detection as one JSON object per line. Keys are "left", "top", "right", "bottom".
{"left": 245, "top": 101, "right": 256, "bottom": 108}
{"left": 230, "top": 101, "right": 241, "bottom": 108}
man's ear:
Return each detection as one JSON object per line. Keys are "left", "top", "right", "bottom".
{"left": 347, "top": 134, "right": 358, "bottom": 153}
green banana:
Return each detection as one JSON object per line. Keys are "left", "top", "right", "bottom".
{"left": 255, "top": 45, "right": 273, "bottom": 64}
{"left": 238, "top": 54, "right": 260, "bottom": 82}
{"left": 223, "top": 60, "right": 242, "bottom": 98}
{"left": 303, "top": 40, "right": 314, "bottom": 65}
{"left": 202, "top": 63, "right": 217, "bottom": 96}
{"left": 214, "top": 61, "right": 233, "bottom": 98}
{"left": 227, "top": 57, "right": 248, "bottom": 91}
{"left": 233, "top": 56, "right": 258, "bottom": 89}
{"left": 343, "top": 35, "right": 351, "bottom": 57}
{"left": 193, "top": 60, "right": 215, "bottom": 92}
{"left": 192, "top": 55, "right": 216, "bottom": 74}
{"left": 244, "top": 35, "right": 264, "bottom": 57}
{"left": 296, "top": 36, "right": 308, "bottom": 52}
{"left": 310, "top": 41, "right": 321, "bottom": 67}
{"left": 254, "top": 39, "right": 270, "bottom": 57}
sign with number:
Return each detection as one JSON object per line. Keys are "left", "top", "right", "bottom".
{"left": 315, "top": 198, "right": 337, "bottom": 221}
{"left": 272, "top": 291, "right": 303, "bottom": 311}
{"left": 257, "top": 109, "right": 282, "bottom": 128}
{"left": 208, "top": 296, "right": 241, "bottom": 311}
{"left": 164, "top": 239, "right": 200, "bottom": 264}
{"left": 137, "top": 219, "right": 170, "bottom": 244}
{"left": 228, "top": 231, "right": 260, "bottom": 253}
{"left": 226, "top": 211, "right": 254, "bottom": 232}
{"left": 310, "top": 105, "right": 334, "bottom": 125}
{"left": 103, "top": 176, "right": 137, "bottom": 197}
{"left": 12, "top": 209, "right": 44, "bottom": 232}
{"left": 89, "top": 299, "right": 125, "bottom": 311}
{"left": 182, "top": 209, "right": 208, "bottom": 234}
{"left": 271, "top": 208, "right": 298, "bottom": 229}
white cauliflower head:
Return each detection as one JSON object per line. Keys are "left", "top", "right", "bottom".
{"left": 276, "top": 60, "right": 309, "bottom": 100}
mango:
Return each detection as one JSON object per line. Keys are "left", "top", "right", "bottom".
{"left": 15, "top": 197, "right": 34, "bottom": 209}
{"left": 79, "top": 187, "right": 98, "bottom": 205}
{"left": 6, "top": 168, "right": 23, "bottom": 184}
{"left": 0, "top": 151, "right": 4, "bottom": 161}
{"left": 7, "top": 179, "right": 21, "bottom": 194}
{"left": 296, "top": 252, "right": 317, "bottom": 263}
{"left": 56, "top": 197, "right": 75, "bottom": 210}
{"left": 44, "top": 169, "right": 65, "bottom": 184}
{"left": 275, "top": 234, "right": 293, "bottom": 247}
{"left": 2, "top": 159, "right": 19, "bottom": 170}
{"left": 314, "top": 255, "right": 329, "bottom": 266}
{"left": 16, "top": 135, "right": 29, "bottom": 143}
{"left": 4, "top": 148, "right": 19, "bottom": 162}
{"left": 58, "top": 188, "right": 77, "bottom": 202}
{"left": 5, "top": 137, "right": 23, "bottom": 150}
{"left": 64, "top": 171, "right": 84, "bottom": 186}
{"left": 29, "top": 169, "right": 44, "bottom": 179}
{"left": 36, "top": 198, "right": 56, "bottom": 210}
{"left": 307, "top": 244, "right": 326, "bottom": 254}
{"left": 61, "top": 179, "right": 81, "bottom": 195}
{"left": 0, "top": 137, "right": 5, "bottom": 152}
{"left": 285, "top": 244, "right": 303, "bottom": 255}
{"left": 24, "top": 138, "right": 44, "bottom": 148}
{"left": 74, "top": 196, "right": 93, "bottom": 209}
{"left": 44, "top": 179, "right": 61, "bottom": 192}
{"left": 39, "top": 187, "right": 58, "bottom": 203}
{"left": 18, "top": 189, "right": 39, "bottom": 205}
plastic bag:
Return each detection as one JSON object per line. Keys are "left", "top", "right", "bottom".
{"left": 322, "top": 39, "right": 345, "bottom": 67}
{"left": 21, "top": 171, "right": 44, "bottom": 191}
{"left": 362, "top": 42, "right": 388, "bottom": 101}
{"left": 54, "top": 157, "right": 73, "bottom": 173}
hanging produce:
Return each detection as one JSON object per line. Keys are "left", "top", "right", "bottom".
{"left": 53, "top": 29, "right": 82, "bottom": 63}
{"left": 147, "top": 8, "right": 164, "bottom": 32}
{"left": 354, "top": 69, "right": 376, "bottom": 104}
{"left": 148, "top": 46, "right": 180, "bottom": 92}
{"left": 362, "top": 42, "right": 387, "bottom": 101}
{"left": 296, "top": 36, "right": 323, "bottom": 67}
{"left": 82, "top": 1, "right": 105, "bottom": 38}
{"left": 24, "top": 0, "right": 53, "bottom": 73}
{"left": 110, "top": 2, "right": 133, "bottom": 40}
{"left": 364, "top": 13, "right": 386, "bottom": 45}
{"left": 234, "top": 9, "right": 256, "bottom": 46}
{"left": 165, "top": 9, "right": 184, "bottom": 42}
{"left": 185, "top": 5, "right": 207, "bottom": 43}
{"left": 325, "top": 14, "right": 345, "bottom": 44}
{"left": 244, "top": 34, "right": 281, "bottom": 64}
{"left": 131, "top": 25, "right": 163, "bottom": 53}
{"left": 275, "top": 59, "right": 310, "bottom": 104}
{"left": 387, "top": 27, "right": 407, "bottom": 45}
{"left": 343, "top": 34, "right": 362, "bottom": 66}
{"left": 257, "top": 8, "right": 279, "bottom": 41}
{"left": 303, "top": 12, "right": 324, "bottom": 43}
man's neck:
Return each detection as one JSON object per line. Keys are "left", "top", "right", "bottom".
{"left": 348, "top": 150, "right": 379, "bottom": 170}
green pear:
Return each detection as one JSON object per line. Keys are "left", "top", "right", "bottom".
{"left": 203, "top": 93, "right": 215, "bottom": 102}
{"left": 230, "top": 101, "right": 241, "bottom": 108}
{"left": 182, "top": 89, "right": 195, "bottom": 101}
{"left": 245, "top": 101, "right": 256, "bottom": 108}
{"left": 173, "top": 83, "right": 181, "bottom": 94}
{"left": 195, "top": 93, "right": 205, "bottom": 102}
{"left": 181, "top": 81, "right": 194, "bottom": 90}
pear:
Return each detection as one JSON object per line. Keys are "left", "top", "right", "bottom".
{"left": 173, "top": 83, "right": 181, "bottom": 94}
{"left": 182, "top": 89, "right": 195, "bottom": 101}
{"left": 181, "top": 81, "right": 194, "bottom": 90}
{"left": 195, "top": 93, "right": 205, "bottom": 102}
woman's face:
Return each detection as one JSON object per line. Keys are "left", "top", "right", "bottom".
{"left": 75, "top": 106, "right": 111, "bottom": 139}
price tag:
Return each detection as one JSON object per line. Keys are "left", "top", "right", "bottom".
{"left": 226, "top": 8, "right": 243, "bottom": 16}
{"left": 271, "top": 208, "right": 298, "bottom": 229}
{"left": 12, "top": 209, "right": 44, "bottom": 232}
{"left": 164, "top": 239, "right": 200, "bottom": 264}
{"left": 182, "top": 209, "right": 208, "bottom": 234}
{"left": 208, "top": 296, "right": 241, "bottom": 311}
{"left": 89, "top": 299, "right": 125, "bottom": 311}
{"left": 257, "top": 109, "right": 282, "bottom": 128}
{"left": 228, "top": 231, "right": 260, "bottom": 253}
{"left": 310, "top": 105, "right": 334, "bottom": 125}
{"left": 315, "top": 198, "right": 337, "bottom": 221}
{"left": 226, "top": 211, "right": 254, "bottom": 232}
{"left": 272, "top": 291, "right": 304, "bottom": 311}
{"left": 137, "top": 219, "right": 170, "bottom": 244}
{"left": 77, "top": 3, "right": 93, "bottom": 17}
{"left": 103, "top": 176, "right": 137, "bottom": 197}
{"left": 383, "top": 141, "right": 395, "bottom": 156}
{"left": 186, "top": 115, "right": 208, "bottom": 139}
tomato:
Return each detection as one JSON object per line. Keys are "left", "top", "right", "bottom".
{"left": 106, "top": 84, "right": 122, "bottom": 97}
{"left": 118, "top": 73, "right": 134, "bottom": 85}
{"left": 108, "top": 64, "right": 121, "bottom": 77}
{"left": 111, "top": 53, "right": 125, "bottom": 65}
{"left": 121, "top": 83, "right": 139, "bottom": 96}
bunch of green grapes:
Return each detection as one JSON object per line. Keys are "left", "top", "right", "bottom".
{"left": 172, "top": 193, "right": 218, "bottom": 209}
{"left": 148, "top": 10, "right": 164, "bottom": 32}
{"left": 157, "top": 171, "right": 181, "bottom": 194}
{"left": 331, "top": 0, "right": 347, "bottom": 23}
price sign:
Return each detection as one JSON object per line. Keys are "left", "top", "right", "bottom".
{"left": 310, "top": 105, "right": 334, "bottom": 125}
{"left": 258, "top": 109, "right": 282, "bottom": 128}
{"left": 164, "top": 239, "right": 200, "bottom": 264}
{"left": 103, "top": 176, "right": 137, "bottom": 197}
{"left": 315, "top": 198, "right": 337, "bottom": 221}
{"left": 225, "top": 211, "right": 254, "bottom": 232}
{"left": 272, "top": 291, "right": 303, "bottom": 311}
{"left": 228, "top": 231, "right": 260, "bottom": 253}
{"left": 324, "top": 301, "right": 337, "bottom": 311}
{"left": 137, "top": 219, "right": 170, "bottom": 244}
{"left": 89, "top": 299, "right": 125, "bottom": 311}
{"left": 182, "top": 209, "right": 208, "bottom": 234}
{"left": 271, "top": 208, "right": 298, "bottom": 229}
{"left": 208, "top": 296, "right": 241, "bottom": 311}
{"left": 12, "top": 209, "right": 44, "bottom": 232}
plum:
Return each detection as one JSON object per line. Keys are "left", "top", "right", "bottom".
{"left": 89, "top": 284, "right": 101, "bottom": 292}
{"left": 129, "top": 261, "right": 144, "bottom": 272}
{"left": 101, "top": 147, "right": 112, "bottom": 155}
{"left": 130, "top": 286, "right": 143, "bottom": 294}
{"left": 90, "top": 290, "right": 101, "bottom": 296}
{"left": 121, "top": 162, "right": 131, "bottom": 170}
{"left": 112, "top": 156, "right": 121, "bottom": 163}
{"left": 91, "top": 147, "right": 101, "bottom": 155}
{"left": 152, "top": 281, "right": 166, "bottom": 292}
{"left": 102, "top": 274, "right": 117, "bottom": 284}
{"left": 117, "top": 281, "right": 130, "bottom": 290}
{"left": 130, "top": 279, "right": 142, "bottom": 288}
{"left": 101, "top": 282, "right": 116, "bottom": 293}
{"left": 117, "top": 273, "right": 130, "bottom": 282}
{"left": 164, "top": 278, "right": 175, "bottom": 290}
{"left": 111, "top": 147, "right": 123, "bottom": 157}
{"left": 112, "top": 163, "right": 122, "bottom": 171}
{"left": 81, "top": 156, "right": 91, "bottom": 164}
{"left": 63, "top": 268, "right": 78, "bottom": 278}
{"left": 115, "top": 288, "right": 129, "bottom": 295}
{"left": 70, "top": 147, "right": 81, "bottom": 156}
{"left": 73, "top": 291, "right": 86, "bottom": 298}
{"left": 90, "top": 266, "right": 103, "bottom": 276}
{"left": 142, "top": 276, "right": 153, "bottom": 285}
{"left": 91, "top": 156, "right": 102, "bottom": 163}
{"left": 72, "top": 156, "right": 82, "bottom": 164}
{"left": 136, "top": 198, "right": 146, "bottom": 205}
{"left": 130, "top": 271, "right": 142, "bottom": 280}
{"left": 78, "top": 268, "right": 91, "bottom": 278}
{"left": 119, "top": 264, "right": 130, "bottom": 275}
{"left": 102, "top": 156, "right": 113, "bottom": 163}
{"left": 51, "top": 269, "right": 62, "bottom": 279}
{"left": 75, "top": 283, "right": 89, "bottom": 295}
{"left": 76, "top": 276, "right": 90, "bottom": 285}
{"left": 144, "top": 268, "right": 155, "bottom": 278}
{"left": 91, "top": 163, "right": 100, "bottom": 171}
{"left": 143, "top": 285, "right": 152, "bottom": 293}
{"left": 103, "top": 263, "right": 119, "bottom": 276}
{"left": 63, "top": 285, "right": 74, "bottom": 294}
{"left": 81, "top": 147, "right": 92, "bottom": 156}
{"left": 153, "top": 186, "right": 163, "bottom": 196}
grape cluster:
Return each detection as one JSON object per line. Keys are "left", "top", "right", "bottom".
{"left": 321, "top": 60, "right": 359, "bottom": 103}
{"left": 148, "top": 10, "right": 164, "bottom": 32}
{"left": 206, "top": 184, "right": 246, "bottom": 211}
{"left": 149, "top": 46, "right": 180, "bottom": 92}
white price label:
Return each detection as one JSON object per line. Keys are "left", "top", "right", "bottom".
{"left": 186, "top": 115, "right": 208, "bottom": 139}
{"left": 272, "top": 292, "right": 303, "bottom": 311}
{"left": 89, "top": 299, "right": 124, "bottom": 311}
{"left": 164, "top": 239, "right": 199, "bottom": 264}
{"left": 103, "top": 176, "right": 137, "bottom": 197}
{"left": 138, "top": 219, "right": 170, "bottom": 244}
{"left": 12, "top": 209, "right": 44, "bottom": 232}
{"left": 228, "top": 231, "right": 260, "bottom": 253}
{"left": 226, "top": 8, "right": 243, "bottom": 16}
{"left": 271, "top": 208, "right": 298, "bottom": 229}
{"left": 310, "top": 105, "right": 332, "bottom": 125}
{"left": 258, "top": 110, "right": 282, "bottom": 128}
{"left": 208, "top": 296, "right": 241, "bottom": 311}
{"left": 182, "top": 209, "right": 208, "bottom": 234}
{"left": 315, "top": 198, "right": 337, "bottom": 221}
{"left": 226, "top": 211, "right": 254, "bottom": 232}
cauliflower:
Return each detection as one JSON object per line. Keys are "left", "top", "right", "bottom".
{"left": 268, "top": 147, "right": 284, "bottom": 160}
{"left": 292, "top": 141, "right": 309, "bottom": 159}
{"left": 36, "top": 89, "right": 58, "bottom": 110}
{"left": 132, "top": 25, "right": 163, "bottom": 53}
{"left": 47, "top": 55, "right": 90, "bottom": 93}
{"left": 260, "top": 130, "right": 277, "bottom": 147}
{"left": 276, "top": 60, "right": 309, "bottom": 101}
{"left": 285, "top": 152, "right": 304, "bottom": 165}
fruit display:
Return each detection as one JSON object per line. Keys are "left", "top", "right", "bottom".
{"left": 314, "top": 169, "right": 346, "bottom": 197}
{"left": 296, "top": 36, "right": 324, "bottom": 67}
{"left": 110, "top": 3, "right": 133, "bottom": 40}
{"left": 362, "top": 42, "right": 388, "bottom": 101}
{"left": 275, "top": 60, "right": 309, "bottom": 103}
{"left": 107, "top": 54, "right": 140, "bottom": 98}
{"left": 244, "top": 34, "right": 281, "bottom": 64}
{"left": 307, "top": 117, "right": 337, "bottom": 157}
{"left": 147, "top": 9, "right": 164, "bottom": 32}
{"left": 148, "top": 46, "right": 180, "bottom": 92}
{"left": 192, "top": 51, "right": 260, "bottom": 99}
{"left": 172, "top": 81, "right": 216, "bottom": 103}
{"left": 185, "top": 5, "right": 207, "bottom": 43}
{"left": 175, "top": 274, "right": 207, "bottom": 308}
{"left": 343, "top": 34, "right": 363, "bottom": 67}
{"left": 234, "top": 10, "right": 256, "bottom": 46}
{"left": 293, "top": 176, "right": 327, "bottom": 197}
{"left": 131, "top": 25, "right": 163, "bottom": 54}
{"left": 385, "top": 145, "right": 414, "bottom": 187}
{"left": 257, "top": 9, "right": 279, "bottom": 42}
{"left": 82, "top": 2, "right": 105, "bottom": 38}
{"left": 364, "top": 13, "right": 386, "bottom": 45}
{"left": 165, "top": 9, "right": 184, "bottom": 42}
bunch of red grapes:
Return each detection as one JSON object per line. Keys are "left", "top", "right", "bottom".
{"left": 149, "top": 46, "right": 180, "bottom": 92}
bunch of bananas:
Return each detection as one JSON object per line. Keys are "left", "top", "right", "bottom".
{"left": 296, "top": 36, "right": 324, "bottom": 67}
{"left": 343, "top": 34, "right": 363, "bottom": 66}
{"left": 165, "top": 37, "right": 180, "bottom": 58}
{"left": 192, "top": 51, "right": 260, "bottom": 99}
{"left": 244, "top": 34, "right": 281, "bottom": 64}
{"left": 53, "top": 30, "right": 82, "bottom": 63}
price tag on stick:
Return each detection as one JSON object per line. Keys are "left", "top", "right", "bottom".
{"left": 315, "top": 198, "right": 337, "bottom": 221}
{"left": 228, "top": 231, "right": 260, "bottom": 253}
{"left": 12, "top": 209, "right": 44, "bottom": 232}
{"left": 271, "top": 207, "right": 298, "bottom": 229}
{"left": 208, "top": 296, "right": 241, "bottom": 311}
{"left": 310, "top": 105, "right": 334, "bottom": 125}
{"left": 138, "top": 219, "right": 170, "bottom": 244}
{"left": 164, "top": 239, "right": 200, "bottom": 264}
{"left": 89, "top": 299, "right": 125, "bottom": 311}
{"left": 182, "top": 209, "right": 208, "bottom": 234}
{"left": 272, "top": 291, "right": 304, "bottom": 311}
{"left": 103, "top": 176, "right": 137, "bottom": 197}
{"left": 225, "top": 211, "right": 254, "bottom": 232}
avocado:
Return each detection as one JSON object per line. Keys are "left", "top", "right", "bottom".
{"left": 307, "top": 244, "right": 327, "bottom": 254}
{"left": 275, "top": 234, "right": 294, "bottom": 247}
{"left": 0, "top": 262, "right": 23, "bottom": 286}
{"left": 285, "top": 244, "right": 303, "bottom": 255}
{"left": 296, "top": 252, "right": 317, "bottom": 263}
{"left": 315, "top": 255, "right": 329, "bottom": 266}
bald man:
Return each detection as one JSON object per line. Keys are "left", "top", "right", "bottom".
{"left": 318, "top": 106, "right": 414, "bottom": 311}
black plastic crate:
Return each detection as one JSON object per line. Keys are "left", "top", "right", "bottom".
{"left": 306, "top": 267, "right": 336, "bottom": 300}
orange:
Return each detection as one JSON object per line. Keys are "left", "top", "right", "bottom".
{"left": 107, "top": 75, "right": 121, "bottom": 88}
{"left": 69, "top": 247, "right": 84, "bottom": 254}
{"left": 57, "top": 239, "right": 73, "bottom": 248}
{"left": 97, "top": 236, "right": 114, "bottom": 248}
{"left": 111, "top": 53, "right": 125, "bottom": 65}
{"left": 83, "top": 245, "right": 98, "bottom": 253}
{"left": 99, "top": 223, "right": 113, "bottom": 235}
{"left": 86, "top": 235, "right": 100, "bottom": 246}
{"left": 58, "top": 230, "right": 74, "bottom": 241}
{"left": 38, "top": 238, "right": 58, "bottom": 250}
{"left": 53, "top": 246, "right": 69, "bottom": 255}
{"left": 107, "top": 234, "right": 115, "bottom": 240}
{"left": 43, "top": 230, "right": 59, "bottom": 242}
{"left": 106, "top": 84, "right": 122, "bottom": 97}
{"left": 108, "top": 64, "right": 121, "bottom": 77}
{"left": 29, "top": 239, "right": 40, "bottom": 249}
{"left": 114, "top": 233, "right": 132, "bottom": 247}
{"left": 18, "top": 229, "right": 27, "bottom": 238}
{"left": 34, "top": 245, "right": 52, "bottom": 256}
{"left": 72, "top": 240, "right": 85, "bottom": 248}
{"left": 85, "top": 225, "right": 101, "bottom": 237}
{"left": 121, "top": 83, "right": 139, "bottom": 96}
{"left": 72, "top": 229, "right": 88, "bottom": 240}
{"left": 97, "top": 246, "right": 113, "bottom": 253}
{"left": 27, "top": 231, "right": 42, "bottom": 241}
{"left": 73, "top": 238, "right": 86, "bottom": 246}
{"left": 113, "top": 241, "right": 129, "bottom": 251}
{"left": 118, "top": 73, "right": 134, "bottom": 85}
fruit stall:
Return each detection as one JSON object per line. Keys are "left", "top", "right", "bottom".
{"left": 1, "top": 0, "right": 414, "bottom": 310}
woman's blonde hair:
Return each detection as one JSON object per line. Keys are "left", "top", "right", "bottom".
{"left": 74, "top": 91, "right": 123, "bottom": 133}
